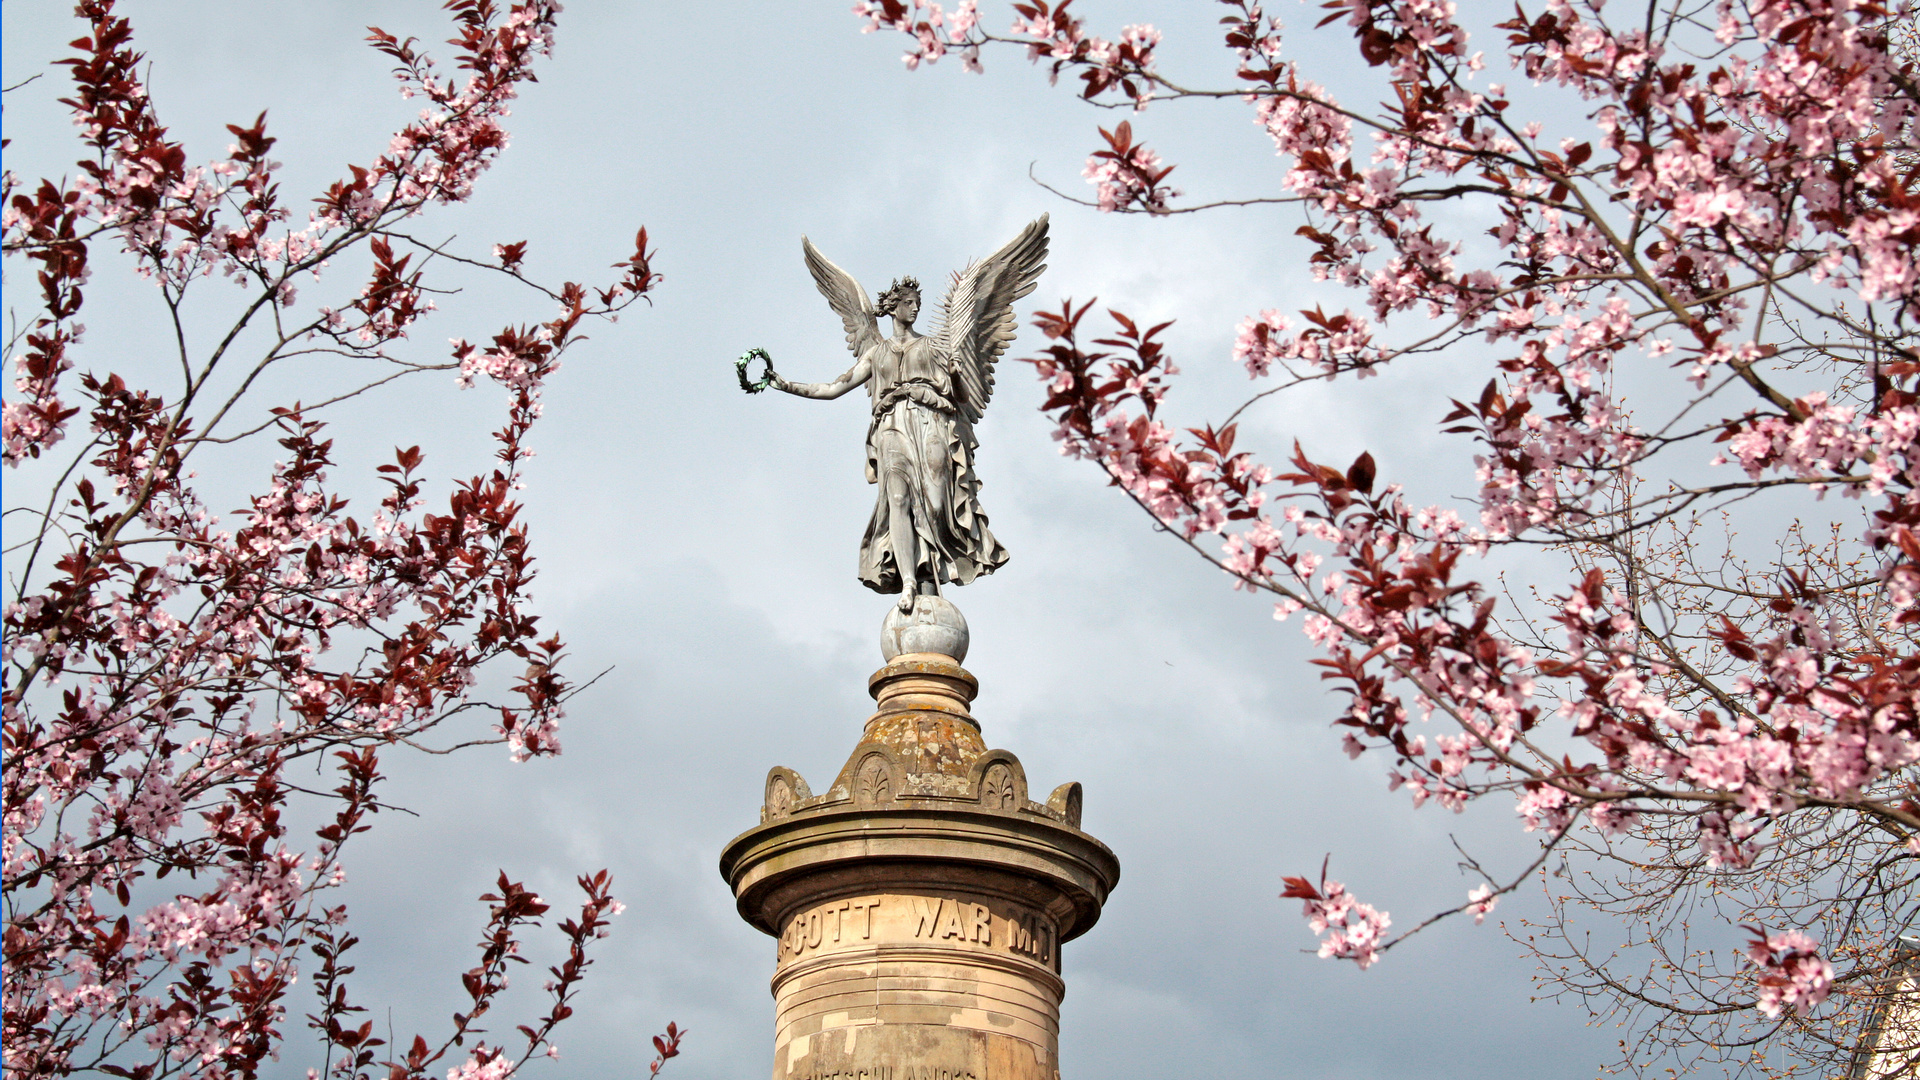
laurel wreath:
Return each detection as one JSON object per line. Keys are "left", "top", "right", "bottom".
{"left": 735, "top": 348, "right": 775, "bottom": 394}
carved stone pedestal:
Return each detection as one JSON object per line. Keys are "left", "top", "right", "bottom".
{"left": 720, "top": 652, "right": 1120, "bottom": 1080}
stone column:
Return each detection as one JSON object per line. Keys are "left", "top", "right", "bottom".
{"left": 720, "top": 619, "right": 1119, "bottom": 1080}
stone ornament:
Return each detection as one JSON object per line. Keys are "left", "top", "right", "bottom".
{"left": 761, "top": 767, "right": 812, "bottom": 824}
{"left": 967, "top": 750, "right": 1027, "bottom": 812}
{"left": 980, "top": 764, "right": 1016, "bottom": 810}
{"left": 1047, "top": 781, "right": 1083, "bottom": 830}
{"left": 756, "top": 217, "right": 1050, "bottom": 613}
{"left": 853, "top": 749, "right": 897, "bottom": 808}
{"left": 881, "top": 594, "right": 969, "bottom": 662}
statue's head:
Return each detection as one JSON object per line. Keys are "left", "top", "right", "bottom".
{"left": 876, "top": 276, "right": 921, "bottom": 325}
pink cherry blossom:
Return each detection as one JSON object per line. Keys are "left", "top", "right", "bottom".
{"left": 4, "top": 5, "right": 665, "bottom": 1077}
{"left": 1746, "top": 929, "right": 1835, "bottom": 1017}
{"left": 877, "top": 0, "right": 1920, "bottom": 1069}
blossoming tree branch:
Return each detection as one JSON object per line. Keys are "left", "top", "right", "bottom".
{"left": 855, "top": 0, "right": 1918, "bottom": 1072}
{"left": 3, "top": 3, "right": 675, "bottom": 1078}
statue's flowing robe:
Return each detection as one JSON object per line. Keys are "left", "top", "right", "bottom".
{"left": 858, "top": 334, "right": 1007, "bottom": 593}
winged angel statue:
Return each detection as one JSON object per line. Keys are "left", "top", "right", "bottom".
{"left": 764, "top": 216, "right": 1049, "bottom": 613}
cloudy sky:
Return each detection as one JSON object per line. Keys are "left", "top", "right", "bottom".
{"left": 4, "top": 2, "right": 1623, "bottom": 1077}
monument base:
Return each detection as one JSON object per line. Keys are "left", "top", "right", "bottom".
{"left": 721, "top": 649, "right": 1118, "bottom": 1080}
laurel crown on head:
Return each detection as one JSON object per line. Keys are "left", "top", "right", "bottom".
{"left": 875, "top": 276, "right": 922, "bottom": 317}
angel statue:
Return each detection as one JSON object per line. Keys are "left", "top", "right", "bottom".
{"left": 760, "top": 216, "right": 1049, "bottom": 614}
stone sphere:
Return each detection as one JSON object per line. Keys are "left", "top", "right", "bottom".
{"left": 881, "top": 595, "right": 969, "bottom": 663}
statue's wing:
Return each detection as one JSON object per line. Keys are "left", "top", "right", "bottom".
{"left": 802, "top": 237, "right": 882, "bottom": 361}
{"left": 936, "top": 214, "right": 1049, "bottom": 427}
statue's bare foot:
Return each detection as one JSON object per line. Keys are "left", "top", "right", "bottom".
{"left": 897, "top": 589, "right": 917, "bottom": 614}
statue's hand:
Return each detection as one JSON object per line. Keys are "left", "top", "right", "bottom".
{"left": 769, "top": 371, "right": 789, "bottom": 393}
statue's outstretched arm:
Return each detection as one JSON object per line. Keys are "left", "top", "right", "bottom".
{"left": 774, "top": 356, "right": 869, "bottom": 400}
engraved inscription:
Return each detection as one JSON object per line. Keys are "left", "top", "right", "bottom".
{"left": 910, "top": 896, "right": 1050, "bottom": 961}
{"left": 848, "top": 898, "right": 876, "bottom": 938}
{"left": 797, "top": 1069, "right": 977, "bottom": 1080}
{"left": 777, "top": 893, "right": 1054, "bottom": 966}
{"left": 912, "top": 896, "right": 939, "bottom": 937}
{"left": 794, "top": 1060, "right": 975, "bottom": 1068}
{"left": 909, "top": 896, "right": 991, "bottom": 944}
{"left": 1006, "top": 912, "right": 1053, "bottom": 964}
{"left": 783, "top": 897, "right": 882, "bottom": 957}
